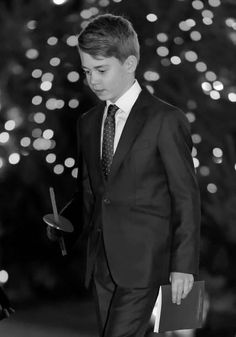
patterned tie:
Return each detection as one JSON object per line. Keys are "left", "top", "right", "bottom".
{"left": 102, "top": 104, "right": 119, "bottom": 179}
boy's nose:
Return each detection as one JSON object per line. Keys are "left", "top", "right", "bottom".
{"left": 90, "top": 71, "right": 99, "bottom": 85}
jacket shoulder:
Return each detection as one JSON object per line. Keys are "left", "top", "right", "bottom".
{"left": 142, "top": 88, "right": 188, "bottom": 125}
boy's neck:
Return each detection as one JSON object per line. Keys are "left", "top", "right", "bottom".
{"left": 112, "top": 78, "right": 136, "bottom": 103}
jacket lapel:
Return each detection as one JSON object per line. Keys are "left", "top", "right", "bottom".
{"left": 86, "top": 102, "right": 105, "bottom": 185}
{"left": 108, "top": 89, "right": 150, "bottom": 182}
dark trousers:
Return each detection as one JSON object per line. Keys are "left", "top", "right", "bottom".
{"left": 92, "top": 232, "right": 159, "bottom": 337}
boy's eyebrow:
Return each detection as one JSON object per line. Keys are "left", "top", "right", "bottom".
{"left": 82, "top": 65, "right": 109, "bottom": 70}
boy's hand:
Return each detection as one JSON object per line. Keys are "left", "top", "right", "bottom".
{"left": 46, "top": 225, "right": 62, "bottom": 242}
{"left": 170, "top": 272, "right": 194, "bottom": 305}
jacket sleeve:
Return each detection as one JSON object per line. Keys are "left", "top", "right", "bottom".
{"left": 60, "top": 115, "right": 95, "bottom": 250}
{"left": 158, "top": 109, "right": 201, "bottom": 276}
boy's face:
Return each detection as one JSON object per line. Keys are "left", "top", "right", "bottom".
{"left": 79, "top": 50, "right": 135, "bottom": 103}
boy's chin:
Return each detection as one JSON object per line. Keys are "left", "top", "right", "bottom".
{"left": 94, "top": 91, "right": 109, "bottom": 101}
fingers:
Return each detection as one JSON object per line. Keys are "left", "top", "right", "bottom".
{"left": 171, "top": 272, "right": 194, "bottom": 305}
{"left": 171, "top": 279, "right": 183, "bottom": 305}
{"left": 46, "top": 226, "right": 62, "bottom": 241}
{"left": 182, "top": 277, "right": 194, "bottom": 299}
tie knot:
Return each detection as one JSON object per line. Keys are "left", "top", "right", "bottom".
{"left": 107, "top": 104, "right": 119, "bottom": 117}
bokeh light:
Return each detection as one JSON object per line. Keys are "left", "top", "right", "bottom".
{"left": 65, "top": 157, "right": 75, "bottom": 168}
{"left": 170, "top": 56, "right": 181, "bottom": 65}
{"left": 144, "top": 71, "right": 160, "bottom": 82}
{"left": 9, "top": 153, "right": 20, "bottom": 165}
{"left": 5, "top": 120, "right": 16, "bottom": 131}
{"left": 192, "top": 0, "right": 204, "bottom": 10}
{"left": 156, "top": 33, "right": 168, "bottom": 42}
{"left": 47, "top": 36, "right": 58, "bottom": 46}
{"left": 0, "top": 132, "right": 10, "bottom": 143}
{"left": 207, "top": 183, "right": 217, "bottom": 193}
{"left": 33, "top": 112, "right": 46, "bottom": 124}
{"left": 0, "top": 270, "right": 9, "bottom": 284}
{"left": 52, "top": 0, "right": 68, "bottom": 5}
{"left": 156, "top": 46, "right": 169, "bottom": 57}
{"left": 46, "top": 153, "right": 57, "bottom": 163}
{"left": 20, "top": 137, "right": 31, "bottom": 147}
{"left": 146, "top": 14, "right": 158, "bottom": 22}
{"left": 68, "top": 99, "right": 79, "bottom": 109}
{"left": 53, "top": 164, "right": 64, "bottom": 174}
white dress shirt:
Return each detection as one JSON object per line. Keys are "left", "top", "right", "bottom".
{"left": 101, "top": 80, "right": 142, "bottom": 156}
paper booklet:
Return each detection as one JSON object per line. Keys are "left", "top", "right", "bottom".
{"left": 153, "top": 280, "right": 205, "bottom": 333}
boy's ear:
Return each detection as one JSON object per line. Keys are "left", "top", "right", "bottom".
{"left": 125, "top": 55, "right": 138, "bottom": 73}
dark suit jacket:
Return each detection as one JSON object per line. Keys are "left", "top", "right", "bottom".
{"left": 63, "top": 87, "right": 201, "bottom": 288}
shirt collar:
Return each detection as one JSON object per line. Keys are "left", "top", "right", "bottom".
{"left": 106, "top": 80, "right": 142, "bottom": 114}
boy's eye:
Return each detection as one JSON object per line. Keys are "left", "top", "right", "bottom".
{"left": 82, "top": 68, "right": 107, "bottom": 76}
{"left": 83, "top": 69, "right": 90, "bottom": 75}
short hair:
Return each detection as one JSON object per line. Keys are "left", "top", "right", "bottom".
{"left": 78, "top": 14, "right": 140, "bottom": 63}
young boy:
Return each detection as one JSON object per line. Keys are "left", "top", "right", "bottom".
{"left": 48, "top": 13, "right": 201, "bottom": 337}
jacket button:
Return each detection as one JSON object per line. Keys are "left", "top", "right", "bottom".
{"left": 103, "top": 198, "right": 111, "bottom": 204}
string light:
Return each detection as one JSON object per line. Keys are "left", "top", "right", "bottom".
{"left": 47, "top": 37, "right": 58, "bottom": 46}
{"left": 146, "top": 14, "right": 158, "bottom": 22}
{"left": 68, "top": 99, "right": 79, "bottom": 109}
{"left": 192, "top": 134, "right": 202, "bottom": 144}
{"left": 46, "top": 153, "right": 56, "bottom": 163}
{"left": 64, "top": 157, "right": 75, "bottom": 168}
{"left": 66, "top": 35, "right": 78, "bottom": 47}
{"left": 43, "top": 129, "right": 54, "bottom": 140}
{"left": 185, "top": 50, "right": 198, "bottom": 62}
{"left": 208, "top": 0, "right": 221, "bottom": 7}
{"left": 201, "top": 82, "right": 212, "bottom": 92}
{"left": 0, "top": 270, "right": 9, "bottom": 284}
{"left": 0, "top": 132, "right": 10, "bottom": 143}
{"left": 20, "top": 137, "right": 31, "bottom": 147}
{"left": 190, "top": 31, "right": 202, "bottom": 41}
{"left": 27, "top": 20, "right": 37, "bottom": 30}
{"left": 144, "top": 71, "right": 160, "bottom": 81}
{"left": 5, "top": 120, "right": 16, "bottom": 131}
{"left": 192, "top": 147, "right": 198, "bottom": 157}
{"left": 32, "top": 96, "right": 43, "bottom": 106}
{"left": 196, "top": 62, "right": 207, "bottom": 72}
{"left": 9, "top": 153, "right": 20, "bottom": 165}
{"left": 174, "top": 37, "right": 184, "bottom": 45}
{"left": 228, "top": 93, "right": 236, "bottom": 102}
{"left": 49, "top": 57, "right": 61, "bottom": 66}
{"left": 193, "top": 157, "right": 200, "bottom": 168}
{"left": 203, "top": 17, "right": 213, "bottom": 25}
{"left": 207, "top": 183, "right": 217, "bottom": 193}
{"left": 170, "top": 56, "right": 181, "bottom": 65}
{"left": 32, "top": 69, "right": 42, "bottom": 78}
{"left": 53, "top": 164, "right": 64, "bottom": 174}
{"left": 192, "top": 0, "right": 204, "bottom": 10}
{"left": 33, "top": 112, "right": 46, "bottom": 124}
{"left": 157, "top": 33, "right": 168, "bottom": 42}
{"left": 213, "top": 147, "right": 223, "bottom": 157}
{"left": 25, "top": 49, "right": 39, "bottom": 60}
{"left": 210, "top": 90, "right": 220, "bottom": 100}
{"left": 52, "top": 0, "right": 68, "bottom": 5}
{"left": 71, "top": 167, "right": 78, "bottom": 178}
{"left": 213, "top": 81, "right": 224, "bottom": 91}
{"left": 42, "top": 73, "right": 54, "bottom": 82}
{"left": 156, "top": 46, "right": 169, "bottom": 57}
{"left": 199, "top": 166, "right": 210, "bottom": 176}
{"left": 186, "top": 112, "right": 196, "bottom": 123}
{"left": 40, "top": 81, "right": 52, "bottom": 91}
{"left": 67, "top": 71, "right": 80, "bottom": 82}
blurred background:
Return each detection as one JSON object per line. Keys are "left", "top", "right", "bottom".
{"left": 0, "top": 0, "right": 236, "bottom": 336}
